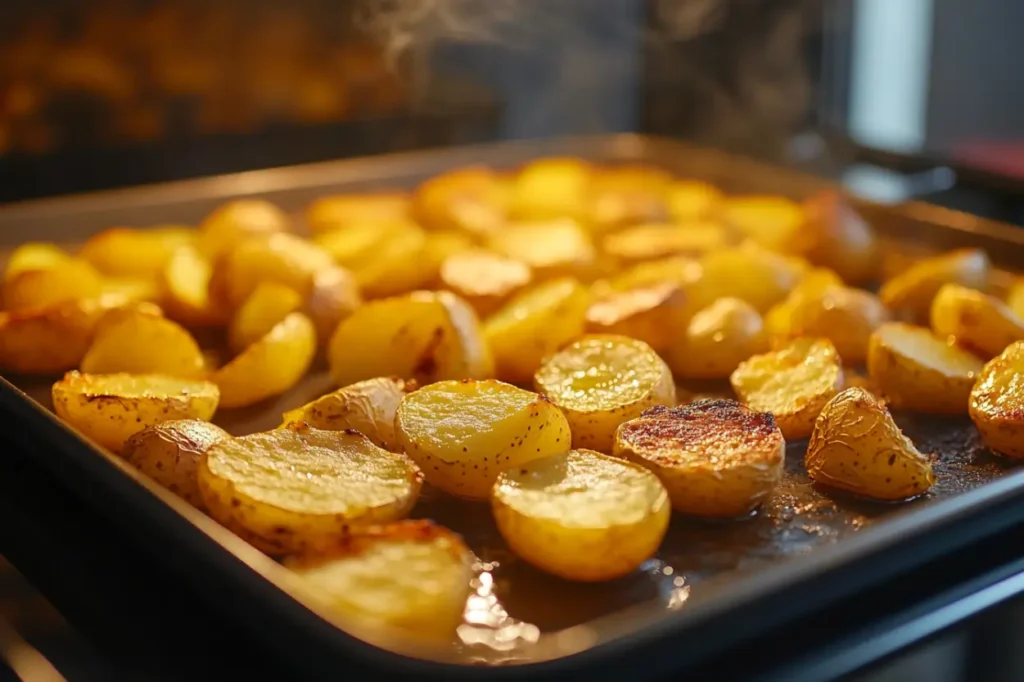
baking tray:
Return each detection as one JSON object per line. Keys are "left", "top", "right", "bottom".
{"left": 3, "top": 134, "right": 1024, "bottom": 680}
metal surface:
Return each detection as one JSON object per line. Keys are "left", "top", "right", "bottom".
{"left": 2, "top": 135, "right": 1024, "bottom": 679}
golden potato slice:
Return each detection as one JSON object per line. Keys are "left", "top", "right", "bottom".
{"left": 487, "top": 219, "right": 596, "bottom": 282}
{"left": 301, "top": 265, "right": 362, "bottom": 345}
{"left": 198, "top": 426, "right": 422, "bottom": 554}
{"left": 666, "top": 180, "right": 723, "bottom": 222}
{"left": 329, "top": 291, "right": 492, "bottom": 388}
{"left": 280, "top": 377, "right": 417, "bottom": 452}
{"left": 223, "top": 232, "right": 335, "bottom": 307}
{"left": 510, "top": 157, "right": 593, "bottom": 220}
{"left": 305, "top": 192, "right": 411, "bottom": 234}
{"left": 492, "top": 449, "right": 669, "bottom": 582}
{"left": 669, "top": 297, "right": 767, "bottom": 379}
{"left": 213, "top": 312, "right": 316, "bottom": 409}
{"left": 585, "top": 281, "right": 688, "bottom": 352}
{"left": 803, "top": 191, "right": 877, "bottom": 284}
{"left": 534, "top": 335, "right": 675, "bottom": 452}
{"left": 930, "top": 283, "right": 1024, "bottom": 358}
{"left": 614, "top": 400, "right": 785, "bottom": 517}
{"left": 78, "top": 226, "right": 194, "bottom": 279}
{"left": 228, "top": 281, "right": 303, "bottom": 354}
{"left": 585, "top": 165, "right": 673, "bottom": 232}
{"left": 413, "top": 166, "right": 508, "bottom": 238}
{"left": 969, "top": 341, "right": 1024, "bottom": 458}
{"left": 396, "top": 379, "right": 570, "bottom": 499}
{"left": 867, "top": 322, "right": 983, "bottom": 414}
{"left": 4, "top": 243, "right": 72, "bottom": 281}
{"left": 52, "top": 372, "right": 219, "bottom": 453}
{"left": 121, "top": 419, "right": 231, "bottom": 507}
{"left": 723, "top": 195, "right": 810, "bottom": 255}
{"left": 731, "top": 338, "right": 844, "bottom": 440}
{"left": 606, "top": 256, "right": 703, "bottom": 292}
{"left": 3, "top": 258, "right": 103, "bottom": 311}
{"left": 767, "top": 286, "right": 888, "bottom": 364}
{"left": 81, "top": 307, "right": 206, "bottom": 379}
{"left": 284, "top": 520, "right": 472, "bottom": 642}
{"left": 482, "top": 278, "right": 589, "bottom": 385}
{"left": 601, "top": 222, "right": 731, "bottom": 264}
{"left": 160, "top": 244, "right": 230, "bottom": 327}
{"left": 695, "top": 244, "right": 803, "bottom": 313}
{"left": 807, "top": 387, "right": 935, "bottom": 501}
{"left": 880, "top": 248, "right": 990, "bottom": 320}
{"left": 197, "top": 199, "right": 290, "bottom": 260}
{"left": 438, "top": 249, "right": 533, "bottom": 317}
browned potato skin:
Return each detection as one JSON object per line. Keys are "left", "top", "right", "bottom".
{"left": 438, "top": 250, "right": 532, "bottom": 317}
{"left": 969, "top": 341, "right": 1024, "bottom": 459}
{"left": 302, "top": 266, "right": 362, "bottom": 346}
{"left": 584, "top": 281, "right": 688, "bottom": 353}
{"left": 803, "top": 191, "right": 878, "bottom": 284}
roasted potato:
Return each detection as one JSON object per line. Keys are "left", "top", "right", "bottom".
{"left": 228, "top": 281, "right": 303, "bottom": 354}
{"left": 723, "top": 195, "right": 809, "bottom": 255}
{"left": 803, "top": 191, "right": 877, "bottom": 284}
{"left": 121, "top": 419, "right": 231, "bottom": 507}
{"left": 197, "top": 199, "right": 290, "bottom": 259}
{"left": 482, "top": 277, "right": 589, "bottom": 385}
{"left": 199, "top": 426, "right": 422, "bottom": 555}
{"left": 666, "top": 179, "right": 723, "bottom": 222}
{"left": 78, "top": 226, "right": 194, "bottom": 280}
{"left": 352, "top": 227, "right": 435, "bottom": 299}
{"left": 423, "top": 231, "right": 474, "bottom": 276}
{"left": 285, "top": 520, "right": 472, "bottom": 641}
{"left": 4, "top": 242, "right": 73, "bottom": 281}
{"left": 510, "top": 157, "right": 592, "bottom": 220}
{"left": 766, "top": 285, "right": 888, "bottom": 364}
{"left": 81, "top": 306, "right": 206, "bottom": 379}
{"left": 930, "top": 283, "right": 1024, "bottom": 358}
{"left": 313, "top": 221, "right": 404, "bottom": 269}
{"left": 3, "top": 258, "right": 103, "bottom": 311}
{"left": 585, "top": 281, "right": 688, "bottom": 353}
{"left": 730, "top": 338, "right": 844, "bottom": 440}
{"left": 1007, "top": 278, "right": 1024, "bottom": 319}
{"left": 534, "top": 335, "right": 675, "bottom": 452}
{"left": 280, "top": 377, "right": 416, "bottom": 452}
{"left": 601, "top": 223, "right": 731, "bottom": 265}
{"left": 969, "top": 341, "right": 1024, "bottom": 459}
{"left": 52, "top": 372, "right": 219, "bottom": 453}
{"left": 492, "top": 449, "right": 670, "bottom": 582}
{"left": 160, "top": 244, "right": 230, "bottom": 327}
{"left": 222, "top": 232, "right": 335, "bottom": 307}
{"left": 438, "top": 249, "right": 532, "bottom": 317}
{"left": 585, "top": 165, "right": 672, "bottom": 232}
{"left": 487, "top": 219, "right": 597, "bottom": 282}
{"left": 413, "top": 166, "right": 508, "bottom": 238}
{"left": 806, "top": 387, "right": 935, "bottom": 500}
{"left": 396, "top": 379, "right": 571, "bottom": 500}
{"left": 305, "top": 192, "right": 411, "bottom": 234}
{"left": 695, "top": 244, "right": 804, "bottom": 313}
{"left": 879, "top": 248, "right": 990, "bottom": 320}
{"left": 867, "top": 322, "right": 983, "bottom": 414}
{"left": 99, "top": 276, "right": 161, "bottom": 303}
{"left": 614, "top": 401, "right": 785, "bottom": 517}
{"left": 605, "top": 256, "right": 703, "bottom": 293}
{"left": 301, "top": 265, "right": 362, "bottom": 345}
{"left": 669, "top": 297, "right": 767, "bottom": 379}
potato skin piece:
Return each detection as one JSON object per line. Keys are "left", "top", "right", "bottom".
{"left": 669, "top": 297, "right": 767, "bottom": 379}
{"left": 930, "top": 283, "right": 1024, "bottom": 358}
{"left": 969, "top": 341, "right": 1024, "bottom": 459}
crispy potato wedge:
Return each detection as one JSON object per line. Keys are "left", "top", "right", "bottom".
{"left": 78, "top": 226, "right": 194, "bottom": 279}
{"left": 329, "top": 290, "right": 492, "bottom": 387}
{"left": 803, "top": 191, "right": 877, "bottom": 284}
{"left": 867, "top": 322, "right": 983, "bottom": 414}
{"left": 397, "top": 379, "right": 571, "bottom": 499}
{"left": 614, "top": 401, "right": 785, "bottom": 517}
{"left": 879, "top": 248, "right": 990, "bottom": 320}
{"left": 767, "top": 285, "right": 888, "bottom": 364}
{"left": 605, "top": 256, "right": 703, "bottom": 292}
{"left": 969, "top": 341, "right": 1024, "bottom": 458}
{"left": 492, "top": 449, "right": 669, "bottom": 582}
{"left": 731, "top": 338, "right": 844, "bottom": 440}
{"left": 930, "top": 283, "right": 1024, "bottom": 358}
{"left": 807, "top": 387, "right": 935, "bottom": 500}
{"left": 4, "top": 243, "right": 72, "bottom": 281}
{"left": 280, "top": 377, "right": 417, "bottom": 452}
{"left": 223, "top": 232, "right": 335, "bottom": 307}
{"left": 228, "top": 281, "right": 303, "bottom": 354}
{"left": 585, "top": 281, "right": 688, "bottom": 353}
{"left": 487, "top": 219, "right": 597, "bottom": 282}
{"left": 214, "top": 312, "right": 317, "bottom": 408}
{"left": 3, "top": 258, "right": 103, "bottom": 311}
{"left": 695, "top": 244, "right": 804, "bottom": 313}
{"left": 669, "top": 297, "right": 767, "bottom": 379}
{"left": 52, "top": 372, "right": 219, "bottom": 453}
{"left": 666, "top": 180, "right": 723, "bottom": 222}
{"left": 302, "top": 265, "right": 362, "bottom": 345}
{"left": 482, "top": 277, "right": 589, "bottom": 385}
{"left": 585, "top": 165, "right": 672, "bottom": 232}
{"left": 534, "top": 334, "right": 675, "bottom": 452}
{"left": 284, "top": 520, "right": 472, "bottom": 641}
{"left": 160, "top": 244, "right": 230, "bottom": 327}
{"left": 197, "top": 199, "right": 290, "bottom": 259}
{"left": 199, "top": 426, "right": 422, "bottom": 554}
{"left": 413, "top": 166, "right": 508, "bottom": 238}
{"left": 601, "top": 223, "right": 731, "bottom": 265}
{"left": 438, "top": 249, "right": 533, "bottom": 317}
{"left": 510, "top": 157, "right": 593, "bottom": 220}
{"left": 305, "top": 192, "right": 411, "bottom": 234}
{"left": 81, "top": 306, "right": 206, "bottom": 379}
{"left": 723, "top": 195, "right": 810, "bottom": 255}
{"left": 121, "top": 419, "right": 231, "bottom": 507}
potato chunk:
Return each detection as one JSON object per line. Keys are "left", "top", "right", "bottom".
{"left": 487, "top": 219, "right": 596, "bottom": 282}
{"left": 1008, "top": 278, "right": 1024, "bottom": 319}
{"left": 666, "top": 180, "right": 723, "bottom": 222}
{"left": 52, "top": 372, "right": 219, "bottom": 453}
{"left": 585, "top": 165, "right": 672, "bottom": 231}
{"left": 4, "top": 243, "right": 73, "bottom": 280}
{"left": 492, "top": 449, "right": 669, "bottom": 582}
{"left": 199, "top": 426, "right": 422, "bottom": 555}
{"left": 281, "top": 377, "right": 417, "bottom": 452}
{"left": 285, "top": 520, "right": 472, "bottom": 642}
{"left": 585, "top": 281, "right": 688, "bottom": 353}
{"left": 534, "top": 335, "right": 675, "bottom": 452}
{"left": 228, "top": 281, "right": 303, "bottom": 354}
{"left": 695, "top": 245, "right": 803, "bottom": 313}
{"left": 160, "top": 244, "right": 230, "bottom": 327}
{"left": 81, "top": 307, "right": 206, "bottom": 379}
{"left": 3, "top": 258, "right": 103, "bottom": 311}
{"left": 879, "top": 248, "right": 990, "bottom": 320}
{"left": 969, "top": 341, "right": 1024, "bottom": 459}
{"left": 601, "top": 223, "right": 730, "bottom": 264}
{"left": 301, "top": 266, "right": 362, "bottom": 345}
{"left": 413, "top": 166, "right": 508, "bottom": 237}
{"left": 767, "top": 285, "right": 888, "bottom": 364}
{"left": 723, "top": 195, "right": 809, "bottom": 254}
{"left": 669, "top": 297, "right": 767, "bottom": 379}
{"left": 930, "top": 283, "right": 1024, "bottom": 358}
{"left": 730, "top": 338, "right": 844, "bottom": 440}
{"left": 78, "top": 226, "right": 194, "bottom": 280}
{"left": 396, "top": 379, "right": 571, "bottom": 500}
{"left": 305, "top": 192, "right": 411, "bottom": 234}
{"left": 438, "top": 249, "right": 532, "bottom": 317}
{"left": 606, "top": 256, "right": 703, "bottom": 292}
{"left": 803, "top": 191, "right": 877, "bottom": 284}
{"left": 510, "top": 157, "right": 592, "bottom": 220}
{"left": 223, "top": 232, "right": 335, "bottom": 307}
{"left": 867, "top": 322, "right": 983, "bottom": 414}
{"left": 614, "top": 401, "right": 785, "bottom": 517}
{"left": 329, "top": 291, "right": 492, "bottom": 388}
{"left": 352, "top": 227, "right": 435, "bottom": 299}
{"left": 121, "top": 419, "right": 230, "bottom": 507}
{"left": 197, "top": 199, "right": 290, "bottom": 259}
{"left": 807, "top": 387, "right": 935, "bottom": 501}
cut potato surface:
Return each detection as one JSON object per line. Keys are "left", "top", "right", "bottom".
{"left": 930, "top": 283, "right": 1024, "bottom": 358}
{"left": 730, "top": 338, "right": 844, "bottom": 440}
{"left": 285, "top": 520, "right": 472, "bottom": 641}
{"left": 223, "top": 232, "right": 335, "bottom": 306}
{"left": 511, "top": 157, "right": 592, "bottom": 220}
{"left": 81, "top": 307, "right": 206, "bottom": 379}
{"left": 3, "top": 258, "right": 103, "bottom": 311}
{"left": 807, "top": 388, "right": 935, "bottom": 501}
{"left": 970, "top": 341, "right": 1024, "bottom": 459}
{"left": 614, "top": 401, "right": 785, "bottom": 517}
{"left": 199, "top": 426, "right": 422, "bottom": 555}
{"left": 492, "top": 449, "right": 670, "bottom": 582}
{"left": 867, "top": 322, "right": 983, "bottom": 414}
{"left": 396, "top": 379, "right": 571, "bottom": 500}
{"left": 305, "top": 192, "right": 411, "bottom": 234}
{"left": 52, "top": 372, "right": 219, "bottom": 453}
{"left": 228, "top": 281, "right": 303, "bottom": 354}
{"left": 803, "top": 191, "right": 877, "bottom": 284}
{"left": 534, "top": 335, "right": 675, "bottom": 452}
{"left": 879, "top": 248, "right": 990, "bottom": 320}
{"left": 585, "top": 281, "right": 688, "bottom": 353}
{"left": 696, "top": 245, "right": 803, "bottom": 313}
{"left": 121, "top": 419, "right": 230, "bottom": 507}
{"left": 768, "top": 285, "right": 888, "bottom": 364}
{"left": 669, "top": 297, "right": 767, "bottom": 379}
{"left": 438, "top": 249, "right": 532, "bottom": 317}
{"left": 487, "top": 219, "right": 596, "bottom": 282}
{"left": 197, "top": 199, "right": 290, "bottom": 259}
{"left": 601, "top": 223, "right": 730, "bottom": 264}
{"left": 160, "top": 244, "right": 229, "bottom": 327}
{"left": 4, "top": 243, "right": 72, "bottom": 281}
{"left": 78, "top": 226, "right": 194, "bottom": 280}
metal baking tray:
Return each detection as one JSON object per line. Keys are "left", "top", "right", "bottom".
{"left": 3, "top": 134, "right": 1024, "bottom": 681}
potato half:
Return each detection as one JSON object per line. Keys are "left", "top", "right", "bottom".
{"left": 803, "top": 191, "right": 877, "bottom": 284}
{"left": 730, "top": 338, "right": 844, "bottom": 440}
{"left": 160, "top": 244, "right": 230, "bottom": 327}
{"left": 585, "top": 281, "right": 688, "bottom": 353}
{"left": 78, "top": 226, "right": 194, "bottom": 280}
{"left": 197, "top": 199, "right": 290, "bottom": 260}
{"left": 807, "top": 387, "right": 935, "bottom": 501}
{"left": 767, "top": 285, "right": 888, "bottom": 364}
{"left": 666, "top": 180, "right": 723, "bottom": 222}
{"left": 510, "top": 157, "right": 592, "bottom": 221}
{"left": 534, "top": 335, "right": 675, "bottom": 452}
{"left": 438, "top": 249, "right": 533, "bottom": 317}
{"left": 81, "top": 307, "right": 206, "bottom": 379}
{"left": 488, "top": 219, "right": 597, "bottom": 283}
{"left": 3, "top": 258, "right": 103, "bottom": 311}
{"left": 867, "top": 322, "right": 983, "bottom": 414}
{"left": 970, "top": 341, "right": 1024, "bottom": 459}
{"left": 52, "top": 372, "right": 219, "bottom": 453}
{"left": 492, "top": 449, "right": 670, "bottom": 582}
{"left": 352, "top": 227, "right": 435, "bottom": 299}
{"left": 930, "top": 283, "right": 1024, "bottom": 358}
{"left": 695, "top": 245, "right": 804, "bottom": 313}
{"left": 223, "top": 232, "right": 335, "bottom": 307}
{"left": 4, "top": 243, "right": 73, "bottom": 281}
{"left": 413, "top": 166, "right": 508, "bottom": 238}
{"left": 305, "top": 192, "right": 411, "bottom": 234}
{"left": 121, "top": 419, "right": 230, "bottom": 507}
{"left": 879, "top": 248, "right": 990, "bottom": 320}
{"left": 228, "top": 281, "right": 303, "bottom": 354}
{"left": 601, "top": 223, "right": 731, "bottom": 264}
{"left": 396, "top": 379, "right": 571, "bottom": 500}
{"left": 199, "top": 426, "right": 422, "bottom": 555}
{"left": 614, "top": 401, "right": 785, "bottom": 517}
{"left": 669, "top": 297, "right": 767, "bottom": 379}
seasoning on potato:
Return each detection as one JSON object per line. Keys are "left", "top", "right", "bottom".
{"left": 198, "top": 426, "right": 423, "bottom": 555}
{"left": 879, "top": 248, "right": 990, "bottom": 321}
{"left": 614, "top": 401, "right": 785, "bottom": 517}
{"left": 585, "top": 281, "right": 688, "bottom": 353}
{"left": 969, "top": 341, "right": 1024, "bottom": 459}
{"left": 81, "top": 306, "right": 207, "bottom": 379}
{"left": 930, "top": 283, "right": 1024, "bottom": 358}
{"left": 669, "top": 297, "right": 767, "bottom": 379}
{"left": 806, "top": 387, "right": 935, "bottom": 501}
{"left": 492, "top": 449, "right": 670, "bottom": 582}
{"left": 396, "top": 379, "right": 571, "bottom": 500}
{"left": 438, "top": 249, "right": 533, "bottom": 317}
